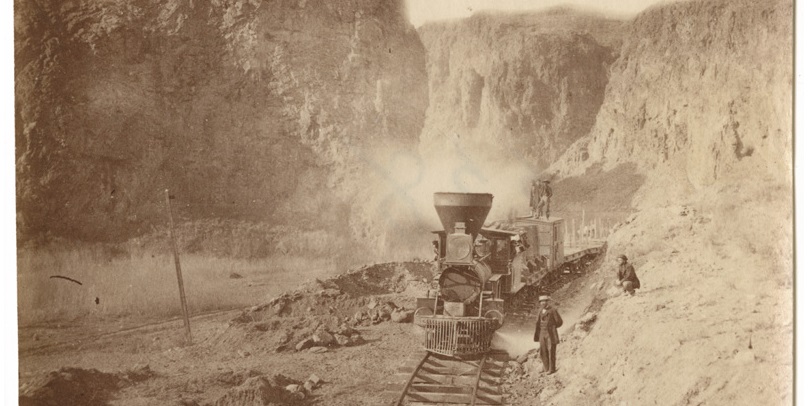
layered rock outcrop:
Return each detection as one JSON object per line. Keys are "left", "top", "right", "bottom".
{"left": 548, "top": 0, "right": 792, "bottom": 191}
{"left": 16, "top": 0, "right": 427, "bottom": 246}
{"left": 417, "top": 9, "right": 623, "bottom": 169}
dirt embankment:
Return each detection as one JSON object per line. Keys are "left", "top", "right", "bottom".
{"left": 15, "top": 0, "right": 428, "bottom": 253}
{"left": 504, "top": 0, "right": 792, "bottom": 404}
{"left": 505, "top": 194, "right": 791, "bottom": 405}
{"left": 417, "top": 8, "right": 623, "bottom": 170}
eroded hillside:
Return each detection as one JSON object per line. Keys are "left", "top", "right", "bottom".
{"left": 15, "top": 0, "right": 428, "bottom": 251}
{"left": 508, "top": 0, "right": 793, "bottom": 404}
{"left": 549, "top": 0, "right": 792, "bottom": 191}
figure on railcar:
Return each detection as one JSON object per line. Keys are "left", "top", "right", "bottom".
{"left": 530, "top": 179, "right": 541, "bottom": 218}
{"left": 536, "top": 180, "right": 553, "bottom": 220}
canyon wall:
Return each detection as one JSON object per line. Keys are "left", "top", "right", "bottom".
{"left": 548, "top": 0, "right": 792, "bottom": 192}
{"left": 417, "top": 9, "right": 623, "bottom": 170}
{"left": 531, "top": 0, "right": 793, "bottom": 404}
{"left": 16, "top": 0, "right": 428, "bottom": 251}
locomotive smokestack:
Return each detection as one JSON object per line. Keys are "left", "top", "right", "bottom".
{"left": 433, "top": 192, "right": 493, "bottom": 239}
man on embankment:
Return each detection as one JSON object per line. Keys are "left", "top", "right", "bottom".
{"left": 615, "top": 254, "right": 640, "bottom": 295}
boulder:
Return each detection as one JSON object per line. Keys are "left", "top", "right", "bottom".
{"left": 312, "top": 331, "right": 336, "bottom": 346}
{"left": 348, "top": 334, "right": 364, "bottom": 346}
{"left": 308, "top": 374, "right": 322, "bottom": 386}
{"left": 335, "top": 323, "right": 358, "bottom": 337}
{"left": 303, "top": 380, "right": 315, "bottom": 392}
{"left": 295, "top": 338, "right": 314, "bottom": 352}
{"left": 319, "top": 288, "right": 342, "bottom": 298}
{"left": 391, "top": 310, "right": 413, "bottom": 323}
{"left": 334, "top": 334, "right": 350, "bottom": 346}
{"left": 524, "top": 357, "right": 547, "bottom": 377}
{"left": 271, "top": 303, "right": 286, "bottom": 316}
{"left": 285, "top": 384, "right": 301, "bottom": 393}
{"left": 379, "top": 302, "right": 396, "bottom": 314}
{"left": 270, "top": 374, "right": 298, "bottom": 387}
{"left": 308, "top": 346, "right": 328, "bottom": 353}
{"left": 213, "top": 376, "right": 275, "bottom": 406}
{"left": 126, "top": 364, "right": 155, "bottom": 382}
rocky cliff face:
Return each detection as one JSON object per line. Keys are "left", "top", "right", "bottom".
{"left": 526, "top": 0, "right": 793, "bottom": 404}
{"left": 549, "top": 0, "right": 792, "bottom": 191}
{"left": 16, "top": 0, "right": 427, "bottom": 247}
{"left": 417, "top": 9, "right": 623, "bottom": 169}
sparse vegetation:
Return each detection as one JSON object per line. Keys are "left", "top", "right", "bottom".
{"left": 17, "top": 244, "right": 337, "bottom": 326}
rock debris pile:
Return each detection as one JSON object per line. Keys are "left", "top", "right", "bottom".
{"left": 224, "top": 261, "right": 432, "bottom": 354}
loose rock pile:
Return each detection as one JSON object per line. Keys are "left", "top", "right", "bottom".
{"left": 294, "top": 323, "right": 364, "bottom": 352}
{"left": 350, "top": 300, "right": 414, "bottom": 326}
{"left": 19, "top": 365, "right": 157, "bottom": 406}
{"left": 209, "top": 372, "right": 314, "bottom": 406}
{"left": 226, "top": 261, "right": 430, "bottom": 354}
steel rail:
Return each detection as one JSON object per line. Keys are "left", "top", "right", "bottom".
{"left": 469, "top": 354, "right": 488, "bottom": 406}
{"left": 397, "top": 351, "right": 432, "bottom": 406}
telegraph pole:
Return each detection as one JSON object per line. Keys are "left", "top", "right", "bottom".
{"left": 165, "top": 189, "right": 192, "bottom": 345}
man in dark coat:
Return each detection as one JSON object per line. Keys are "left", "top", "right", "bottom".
{"left": 537, "top": 180, "right": 552, "bottom": 219}
{"left": 615, "top": 254, "right": 640, "bottom": 295}
{"left": 534, "top": 295, "right": 563, "bottom": 374}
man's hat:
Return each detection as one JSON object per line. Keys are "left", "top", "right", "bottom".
{"left": 617, "top": 254, "right": 628, "bottom": 261}
{"left": 538, "top": 295, "right": 551, "bottom": 302}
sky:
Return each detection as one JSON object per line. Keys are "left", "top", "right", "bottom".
{"left": 405, "top": 0, "right": 678, "bottom": 27}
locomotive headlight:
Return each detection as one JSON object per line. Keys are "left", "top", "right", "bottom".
{"left": 446, "top": 235, "right": 473, "bottom": 262}
{"left": 451, "top": 242, "right": 471, "bottom": 260}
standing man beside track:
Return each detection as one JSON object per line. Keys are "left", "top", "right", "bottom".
{"left": 534, "top": 295, "right": 563, "bottom": 375}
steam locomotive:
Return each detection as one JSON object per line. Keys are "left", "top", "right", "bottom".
{"left": 414, "top": 192, "right": 603, "bottom": 357}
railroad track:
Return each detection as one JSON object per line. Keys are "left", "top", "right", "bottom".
{"left": 392, "top": 350, "right": 509, "bottom": 405}
{"left": 503, "top": 251, "right": 604, "bottom": 333}
{"left": 390, "top": 251, "right": 605, "bottom": 405}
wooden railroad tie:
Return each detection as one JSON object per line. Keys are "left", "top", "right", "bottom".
{"left": 389, "top": 350, "right": 509, "bottom": 406}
